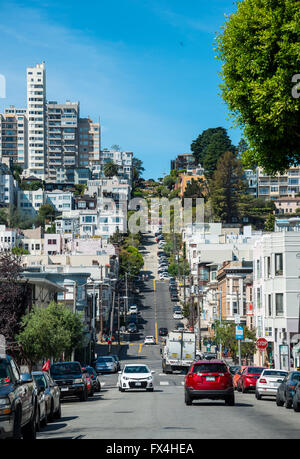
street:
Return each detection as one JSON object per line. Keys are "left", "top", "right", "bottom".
{"left": 37, "top": 236, "right": 300, "bottom": 439}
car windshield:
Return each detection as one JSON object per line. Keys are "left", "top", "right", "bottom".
{"left": 193, "top": 364, "right": 228, "bottom": 374}
{"left": 0, "top": 360, "right": 11, "bottom": 385}
{"left": 247, "top": 367, "right": 265, "bottom": 375}
{"left": 124, "top": 366, "right": 149, "bottom": 374}
{"left": 33, "top": 374, "right": 48, "bottom": 388}
{"left": 51, "top": 363, "right": 81, "bottom": 375}
{"left": 97, "top": 357, "right": 113, "bottom": 363}
{"left": 291, "top": 373, "right": 300, "bottom": 381}
{"left": 263, "top": 370, "right": 288, "bottom": 377}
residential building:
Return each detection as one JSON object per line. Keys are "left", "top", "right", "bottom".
{"left": 98, "top": 150, "right": 133, "bottom": 182}
{"left": 253, "top": 230, "right": 300, "bottom": 370}
{"left": 45, "top": 190, "right": 74, "bottom": 213}
{"left": 0, "top": 162, "right": 16, "bottom": 207}
{"left": 274, "top": 197, "right": 300, "bottom": 215}
{"left": 17, "top": 188, "right": 45, "bottom": 217}
{"left": 0, "top": 107, "right": 28, "bottom": 168}
{"left": 26, "top": 62, "right": 47, "bottom": 179}
{"left": 78, "top": 118, "right": 101, "bottom": 167}
{"left": 171, "top": 153, "right": 196, "bottom": 171}
{"left": 0, "top": 225, "right": 20, "bottom": 251}
{"left": 46, "top": 101, "right": 80, "bottom": 181}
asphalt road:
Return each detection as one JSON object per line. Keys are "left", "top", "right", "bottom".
{"left": 37, "top": 235, "right": 300, "bottom": 439}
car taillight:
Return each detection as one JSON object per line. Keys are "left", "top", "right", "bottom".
{"left": 91, "top": 375, "right": 94, "bottom": 378}
{"left": 187, "top": 374, "right": 194, "bottom": 379}
{"left": 290, "top": 385, "right": 296, "bottom": 389}
{"left": 259, "top": 378, "right": 267, "bottom": 384}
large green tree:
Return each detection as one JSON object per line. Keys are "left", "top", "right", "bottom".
{"left": 214, "top": 321, "right": 256, "bottom": 361}
{"left": 216, "top": 0, "right": 300, "bottom": 174}
{"left": 191, "top": 127, "right": 236, "bottom": 178}
{"left": 210, "top": 151, "right": 247, "bottom": 223}
{"left": 119, "top": 246, "right": 144, "bottom": 280}
{"left": 103, "top": 161, "right": 119, "bottom": 178}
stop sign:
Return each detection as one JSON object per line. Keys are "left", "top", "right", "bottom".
{"left": 256, "top": 338, "right": 268, "bottom": 351}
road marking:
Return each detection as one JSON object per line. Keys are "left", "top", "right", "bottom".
{"left": 138, "top": 343, "right": 143, "bottom": 354}
{"left": 160, "top": 381, "right": 169, "bottom": 386}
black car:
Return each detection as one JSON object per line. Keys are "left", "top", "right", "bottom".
{"left": 159, "top": 328, "right": 168, "bottom": 337}
{"left": 82, "top": 366, "right": 101, "bottom": 392}
{"left": 203, "top": 352, "right": 218, "bottom": 360}
{"left": 50, "top": 362, "right": 88, "bottom": 402}
{"left": 32, "top": 371, "right": 61, "bottom": 423}
{"left": 276, "top": 371, "right": 300, "bottom": 409}
{"left": 0, "top": 355, "right": 38, "bottom": 439}
{"left": 293, "top": 381, "right": 300, "bottom": 412}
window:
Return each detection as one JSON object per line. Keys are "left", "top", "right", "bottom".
{"left": 256, "top": 259, "right": 261, "bottom": 279}
{"left": 268, "top": 294, "right": 272, "bottom": 317}
{"left": 275, "top": 293, "right": 284, "bottom": 316}
{"left": 275, "top": 253, "right": 283, "bottom": 276}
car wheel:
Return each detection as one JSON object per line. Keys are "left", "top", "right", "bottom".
{"left": 146, "top": 388, "right": 154, "bottom": 392}
{"left": 119, "top": 387, "right": 125, "bottom": 392}
{"left": 293, "top": 397, "right": 300, "bottom": 412}
{"left": 41, "top": 412, "right": 48, "bottom": 427}
{"left": 255, "top": 391, "right": 262, "bottom": 400}
{"left": 54, "top": 402, "right": 62, "bottom": 420}
{"left": 225, "top": 394, "right": 235, "bottom": 406}
{"left": 185, "top": 390, "right": 193, "bottom": 406}
{"left": 12, "top": 407, "right": 22, "bottom": 439}
{"left": 22, "top": 404, "right": 37, "bottom": 440}
{"left": 36, "top": 407, "right": 41, "bottom": 432}
{"left": 79, "top": 389, "right": 88, "bottom": 402}
{"left": 285, "top": 397, "right": 292, "bottom": 409}
{"left": 276, "top": 393, "right": 284, "bottom": 407}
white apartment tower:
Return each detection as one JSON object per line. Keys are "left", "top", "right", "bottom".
{"left": 26, "top": 62, "right": 47, "bottom": 179}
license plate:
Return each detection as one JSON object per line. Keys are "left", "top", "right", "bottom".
{"left": 135, "top": 382, "right": 142, "bottom": 386}
{"left": 206, "top": 377, "right": 215, "bottom": 381}
{"left": 272, "top": 383, "right": 279, "bottom": 387}
{"left": 61, "top": 387, "right": 69, "bottom": 391}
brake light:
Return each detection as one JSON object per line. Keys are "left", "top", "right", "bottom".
{"left": 91, "top": 375, "right": 94, "bottom": 378}
{"left": 188, "top": 374, "right": 194, "bottom": 379}
{"left": 259, "top": 378, "right": 267, "bottom": 384}
{"left": 290, "top": 385, "right": 296, "bottom": 389}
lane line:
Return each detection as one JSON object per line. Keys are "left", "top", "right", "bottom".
{"left": 160, "top": 381, "right": 169, "bottom": 386}
{"left": 138, "top": 343, "right": 143, "bottom": 354}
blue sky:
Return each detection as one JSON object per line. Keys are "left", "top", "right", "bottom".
{"left": 0, "top": 0, "right": 242, "bottom": 179}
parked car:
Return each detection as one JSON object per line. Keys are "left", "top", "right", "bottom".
{"left": 118, "top": 364, "right": 155, "bottom": 392}
{"left": 237, "top": 366, "right": 266, "bottom": 393}
{"left": 144, "top": 336, "right": 156, "bottom": 345}
{"left": 292, "top": 381, "right": 300, "bottom": 412}
{"left": 184, "top": 360, "right": 234, "bottom": 406}
{"left": 176, "top": 323, "right": 185, "bottom": 331}
{"left": 173, "top": 312, "right": 183, "bottom": 320}
{"left": 111, "top": 355, "right": 121, "bottom": 371}
{"left": 82, "top": 366, "right": 101, "bottom": 392}
{"left": 255, "top": 369, "right": 288, "bottom": 400}
{"left": 32, "top": 371, "right": 61, "bottom": 423}
{"left": 276, "top": 371, "right": 300, "bottom": 408}
{"left": 0, "top": 355, "right": 38, "bottom": 439}
{"left": 128, "top": 313, "right": 138, "bottom": 324}
{"left": 95, "top": 356, "right": 118, "bottom": 374}
{"left": 50, "top": 361, "right": 88, "bottom": 402}
{"left": 127, "top": 323, "right": 138, "bottom": 333}
{"left": 233, "top": 365, "right": 247, "bottom": 389}
{"left": 129, "top": 305, "right": 138, "bottom": 315}
{"left": 229, "top": 366, "right": 241, "bottom": 376}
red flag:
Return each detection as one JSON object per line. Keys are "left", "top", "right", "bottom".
{"left": 42, "top": 360, "right": 50, "bottom": 371}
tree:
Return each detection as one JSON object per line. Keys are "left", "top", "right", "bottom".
{"left": 38, "top": 204, "right": 56, "bottom": 224}
{"left": 17, "top": 302, "right": 84, "bottom": 367}
{"left": 191, "top": 127, "right": 236, "bottom": 178}
{"left": 210, "top": 151, "right": 247, "bottom": 223}
{"left": 265, "top": 213, "right": 275, "bottom": 232}
{"left": 0, "top": 252, "right": 30, "bottom": 348}
{"left": 214, "top": 322, "right": 256, "bottom": 362}
{"left": 12, "top": 164, "right": 23, "bottom": 185}
{"left": 119, "top": 246, "right": 144, "bottom": 280}
{"left": 103, "top": 161, "right": 119, "bottom": 178}
{"left": 163, "top": 175, "right": 177, "bottom": 191}
{"left": 183, "top": 178, "right": 209, "bottom": 200}
{"left": 132, "top": 157, "right": 145, "bottom": 188}
{"left": 216, "top": 0, "right": 300, "bottom": 174}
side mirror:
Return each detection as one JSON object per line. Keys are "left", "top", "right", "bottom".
{"left": 20, "top": 373, "right": 33, "bottom": 384}
{"left": 118, "top": 371, "right": 122, "bottom": 374}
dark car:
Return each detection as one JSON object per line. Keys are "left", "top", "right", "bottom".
{"left": 111, "top": 355, "right": 121, "bottom": 371}
{"left": 203, "top": 352, "right": 218, "bottom": 361}
{"left": 127, "top": 323, "right": 138, "bottom": 333}
{"left": 129, "top": 313, "right": 138, "bottom": 324}
{"left": 95, "top": 356, "right": 118, "bottom": 374}
{"left": 229, "top": 365, "right": 241, "bottom": 376}
{"left": 0, "top": 355, "right": 38, "bottom": 439}
{"left": 276, "top": 371, "right": 300, "bottom": 409}
{"left": 50, "top": 362, "right": 88, "bottom": 402}
{"left": 32, "top": 371, "right": 61, "bottom": 424}
{"left": 83, "top": 366, "right": 101, "bottom": 392}
{"left": 184, "top": 360, "right": 234, "bottom": 406}
{"left": 159, "top": 328, "right": 168, "bottom": 337}
{"left": 292, "top": 381, "right": 300, "bottom": 412}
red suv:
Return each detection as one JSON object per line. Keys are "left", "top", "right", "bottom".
{"left": 184, "top": 360, "right": 234, "bottom": 406}
{"left": 237, "top": 366, "right": 266, "bottom": 393}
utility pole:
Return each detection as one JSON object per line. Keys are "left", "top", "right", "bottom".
{"left": 117, "top": 293, "right": 121, "bottom": 348}
{"left": 109, "top": 288, "right": 116, "bottom": 354}
{"left": 197, "top": 289, "right": 202, "bottom": 351}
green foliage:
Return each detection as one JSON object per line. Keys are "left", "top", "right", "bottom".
{"left": 216, "top": 0, "right": 300, "bottom": 174}
{"left": 0, "top": 209, "right": 8, "bottom": 226}
{"left": 183, "top": 178, "right": 208, "bottom": 200}
{"left": 103, "top": 161, "right": 119, "bottom": 178}
{"left": 119, "top": 245, "right": 144, "bottom": 280}
{"left": 20, "top": 180, "right": 44, "bottom": 191}
{"left": 214, "top": 321, "right": 256, "bottom": 361}
{"left": 12, "top": 247, "right": 30, "bottom": 255}
{"left": 210, "top": 151, "right": 247, "bottom": 223}
{"left": 12, "top": 165, "right": 23, "bottom": 185}
{"left": 265, "top": 213, "right": 276, "bottom": 232}
{"left": 38, "top": 204, "right": 56, "bottom": 223}
{"left": 17, "top": 301, "right": 84, "bottom": 365}
{"left": 191, "top": 127, "right": 236, "bottom": 178}
{"left": 74, "top": 184, "right": 87, "bottom": 197}
{"left": 163, "top": 175, "right": 177, "bottom": 190}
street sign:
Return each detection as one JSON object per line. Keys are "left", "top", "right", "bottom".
{"left": 234, "top": 315, "right": 240, "bottom": 324}
{"left": 256, "top": 338, "right": 268, "bottom": 351}
{"left": 235, "top": 325, "right": 244, "bottom": 340}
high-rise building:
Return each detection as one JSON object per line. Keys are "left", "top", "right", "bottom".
{"left": 26, "top": 62, "right": 47, "bottom": 179}
{"left": 46, "top": 101, "right": 80, "bottom": 181}
{"left": 78, "top": 118, "right": 101, "bottom": 168}
{"left": 0, "top": 107, "right": 28, "bottom": 168}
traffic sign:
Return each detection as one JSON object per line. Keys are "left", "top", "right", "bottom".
{"left": 234, "top": 315, "right": 240, "bottom": 324}
{"left": 235, "top": 325, "right": 244, "bottom": 340}
{"left": 256, "top": 338, "right": 268, "bottom": 351}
